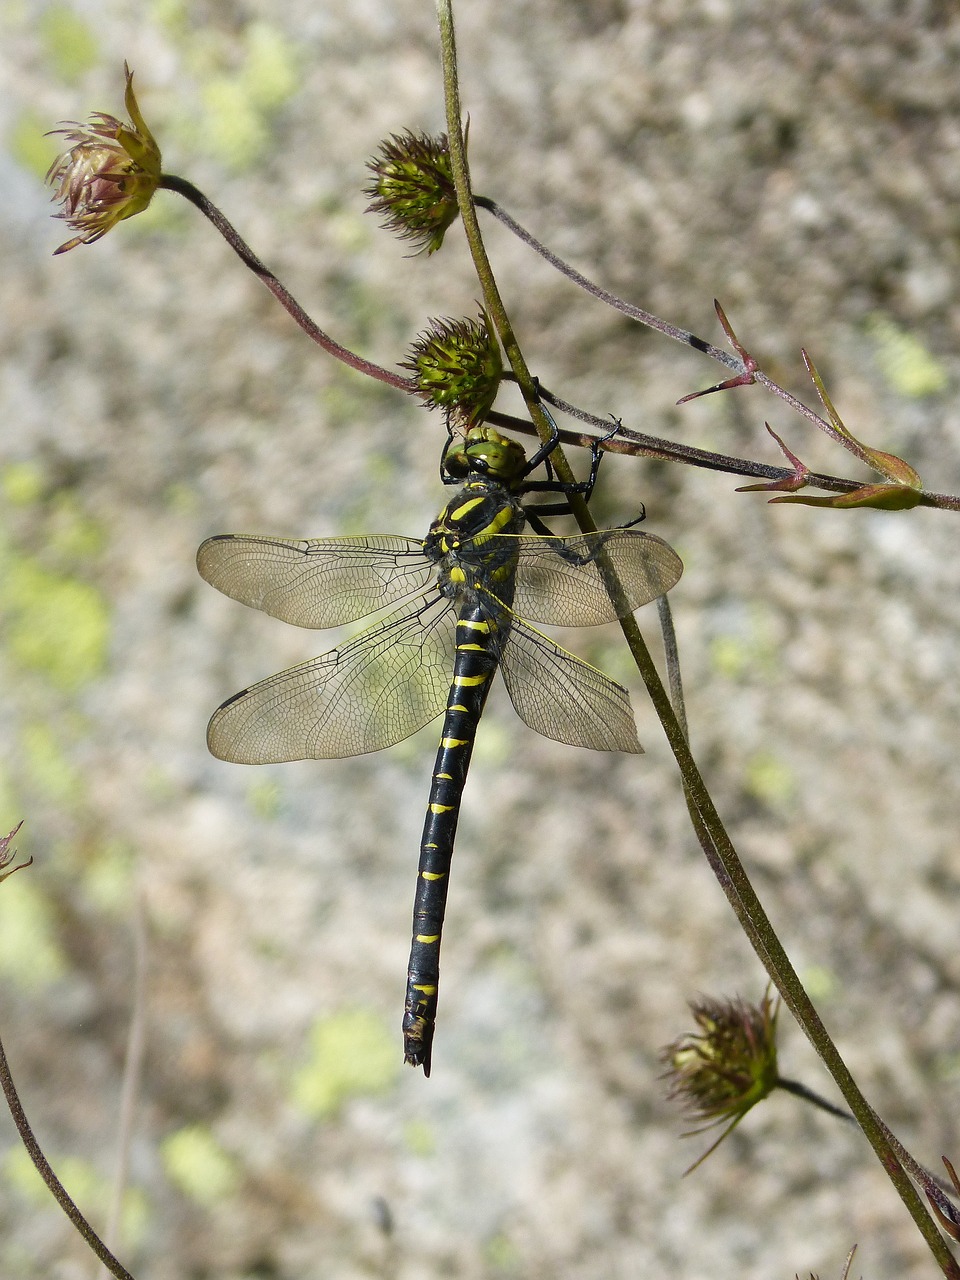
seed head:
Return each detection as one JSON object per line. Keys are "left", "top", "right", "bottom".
{"left": 660, "top": 991, "right": 780, "bottom": 1171}
{"left": 365, "top": 131, "right": 458, "bottom": 255}
{"left": 47, "top": 63, "right": 162, "bottom": 255}
{"left": 402, "top": 314, "right": 502, "bottom": 427}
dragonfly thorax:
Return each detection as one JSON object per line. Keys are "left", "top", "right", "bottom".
{"left": 423, "top": 475, "right": 525, "bottom": 607}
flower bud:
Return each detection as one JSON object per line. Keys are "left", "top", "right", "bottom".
{"left": 365, "top": 131, "right": 458, "bottom": 255}
{"left": 660, "top": 992, "right": 780, "bottom": 1170}
{"left": 402, "top": 314, "right": 502, "bottom": 427}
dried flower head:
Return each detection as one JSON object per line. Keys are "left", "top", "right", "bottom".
{"left": 365, "top": 130, "right": 458, "bottom": 255}
{"left": 401, "top": 313, "right": 502, "bottom": 427}
{"left": 660, "top": 991, "right": 780, "bottom": 1172}
{"left": 47, "top": 63, "right": 161, "bottom": 254}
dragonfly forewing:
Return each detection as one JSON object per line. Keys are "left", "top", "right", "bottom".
{"left": 197, "top": 534, "right": 433, "bottom": 629}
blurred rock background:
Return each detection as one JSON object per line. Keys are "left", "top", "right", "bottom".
{"left": 2, "top": 2, "right": 960, "bottom": 1277}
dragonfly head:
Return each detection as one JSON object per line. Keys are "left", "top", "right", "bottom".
{"left": 442, "top": 426, "right": 527, "bottom": 485}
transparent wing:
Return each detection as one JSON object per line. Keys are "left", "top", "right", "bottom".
{"left": 511, "top": 530, "right": 682, "bottom": 626}
{"left": 498, "top": 611, "right": 642, "bottom": 754}
{"left": 197, "top": 534, "right": 433, "bottom": 629}
{"left": 207, "top": 592, "right": 457, "bottom": 763}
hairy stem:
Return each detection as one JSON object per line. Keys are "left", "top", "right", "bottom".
{"left": 159, "top": 174, "right": 412, "bottom": 393}
{"left": 0, "top": 1027, "right": 136, "bottom": 1280}
{"left": 479, "top": 198, "right": 960, "bottom": 512}
{"left": 436, "top": 2, "right": 576, "bottom": 485}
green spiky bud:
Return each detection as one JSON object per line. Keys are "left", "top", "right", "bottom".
{"left": 365, "top": 131, "right": 458, "bottom": 255}
{"left": 402, "top": 314, "right": 502, "bottom": 426}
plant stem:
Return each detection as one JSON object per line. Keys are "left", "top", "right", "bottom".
{"left": 0, "top": 1027, "right": 136, "bottom": 1280}
{"left": 158, "top": 174, "right": 412, "bottom": 393}
{"left": 435, "top": 2, "right": 577, "bottom": 489}
{"left": 478, "top": 198, "right": 960, "bottom": 513}
{"left": 776, "top": 1076, "right": 855, "bottom": 1123}
{"left": 623, "top": 610, "right": 959, "bottom": 1275}
{"left": 475, "top": 196, "right": 743, "bottom": 371}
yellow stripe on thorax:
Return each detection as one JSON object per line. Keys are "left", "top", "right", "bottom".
{"left": 469, "top": 502, "right": 516, "bottom": 545}
{"left": 448, "top": 494, "right": 486, "bottom": 523}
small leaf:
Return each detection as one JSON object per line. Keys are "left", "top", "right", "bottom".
{"left": 802, "top": 350, "right": 923, "bottom": 489}
{"left": 856, "top": 447, "right": 922, "bottom": 490}
{"left": 802, "top": 350, "right": 846, "bottom": 434}
{"left": 677, "top": 371, "right": 755, "bottom": 404}
{"left": 713, "top": 298, "right": 756, "bottom": 367}
{"left": 678, "top": 301, "right": 757, "bottom": 403}
{"left": 770, "top": 483, "right": 924, "bottom": 510}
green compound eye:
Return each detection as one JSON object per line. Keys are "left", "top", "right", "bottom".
{"left": 443, "top": 426, "right": 527, "bottom": 482}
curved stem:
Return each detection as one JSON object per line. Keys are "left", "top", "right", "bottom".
{"left": 0, "top": 1027, "right": 137, "bottom": 1280}
{"left": 475, "top": 196, "right": 742, "bottom": 372}
{"left": 480, "top": 199, "right": 960, "bottom": 513}
{"left": 775, "top": 1076, "right": 855, "bottom": 1123}
{"left": 621, "top": 611, "right": 959, "bottom": 1275}
{"left": 158, "top": 174, "right": 412, "bottom": 393}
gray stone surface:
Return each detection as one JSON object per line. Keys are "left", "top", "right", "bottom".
{"left": 2, "top": 2, "right": 960, "bottom": 1277}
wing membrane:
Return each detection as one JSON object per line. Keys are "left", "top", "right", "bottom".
{"left": 511, "top": 530, "right": 682, "bottom": 626}
{"left": 498, "top": 611, "right": 642, "bottom": 754}
{"left": 207, "top": 593, "right": 457, "bottom": 763}
{"left": 197, "top": 534, "right": 433, "bottom": 629}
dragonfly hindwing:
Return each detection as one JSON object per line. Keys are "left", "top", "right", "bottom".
{"left": 498, "top": 611, "right": 641, "bottom": 753}
{"left": 206, "top": 592, "right": 458, "bottom": 763}
{"left": 511, "top": 529, "right": 682, "bottom": 626}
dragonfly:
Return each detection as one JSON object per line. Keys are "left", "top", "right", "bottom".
{"left": 198, "top": 421, "right": 683, "bottom": 1075}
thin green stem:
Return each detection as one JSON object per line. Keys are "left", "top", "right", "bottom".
{"left": 159, "top": 174, "right": 412, "bottom": 393}
{"left": 775, "top": 1076, "right": 855, "bottom": 1123}
{"left": 435, "top": 1, "right": 578, "bottom": 490}
{"left": 623, "top": 612, "right": 958, "bottom": 1275}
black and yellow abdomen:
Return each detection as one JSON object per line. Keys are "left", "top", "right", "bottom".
{"left": 402, "top": 477, "right": 523, "bottom": 1074}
